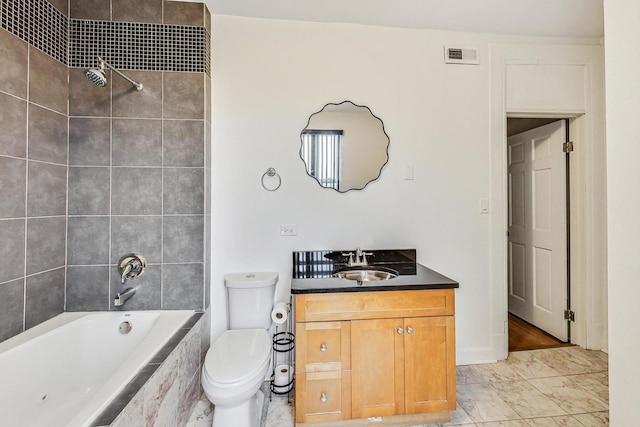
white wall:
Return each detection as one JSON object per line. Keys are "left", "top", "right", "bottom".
{"left": 209, "top": 15, "right": 604, "bottom": 364}
{"left": 604, "top": 0, "right": 640, "bottom": 423}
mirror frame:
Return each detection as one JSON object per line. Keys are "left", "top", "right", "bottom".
{"left": 300, "top": 100, "right": 390, "bottom": 193}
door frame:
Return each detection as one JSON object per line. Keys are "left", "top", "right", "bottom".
{"left": 489, "top": 43, "right": 607, "bottom": 360}
{"left": 506, "top": 117, "right": 572, "bottom": 343}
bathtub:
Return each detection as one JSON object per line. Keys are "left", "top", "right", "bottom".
{"left": 0, "top": 310, "right": 195, "bottom": 427}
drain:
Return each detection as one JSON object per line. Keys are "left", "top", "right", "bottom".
{"left": 119, "top": 321, "right": 132, "bottom": 334}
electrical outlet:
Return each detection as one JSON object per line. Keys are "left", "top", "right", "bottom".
{"left": 280, "top": 225, "right": 297, "bottom": 236}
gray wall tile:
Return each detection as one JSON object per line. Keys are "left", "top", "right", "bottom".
{"left": 27, "top": 161, "right": 67, "bottom": 217}
{"left": 162, "top": 263, "right": 203, "bottom": 309}
{"left": 26, "top": 217, "right": 66, "bottom": 275}
{"left": 0, "top": 28, "right": 28, "bottom": 99}
{"left": 113, "top": 0, "right": 163, "bottom": 23}
{"left": 69, "top": 117, "right": 111, "bottom": 166}
{"left": 25, "top": 267, "right": 65, "bottom": 329}
{"left": 28, "top": 103, "right": 68, "bottom": 165}
{"left": 163, "top": 168, "right": 204, "bottom": 214}
{"left": 69, "top": 68, "right": 111, "bottom": 117}
{"left": 0, "top": 278, "right": 25, "bottom": 341}
{"left": 163, "top": 72, "right": 204, "bottom": 119}
{"left": 0, "top": 93, "right": 27, "bottom": 158}
{"left": 48, "top": 0, "right": 69, "bottom": 16}
{"left": 163, "top": 216, "right": 204, "bottom": 263}
{"left": 112, "top": 71, "right": 162, "bottom": 118}
{"left": 0, "top": 219, "right": 25, "bottom": 283}
{"left": 66, "top": 266, "right": 110, "bottom": 311}
{"left": 0, "top": 157, "right": 26, "bottom": 218}
{"left": 70, "top": 0, "right": 111, "bottom": 20}
{"left": 111, "top": 216, "right": 162, "bottom": 264}
{"left": 67, "top": 216, "right": 110, "bottom": 265}
{"left": 163, "top": 1, "right": 204, "bottom": 26}
{"left": 163, "top": 120, "right": 204, "bottom": 167}
{"left": 112, "top": 119, "right": 162, "bottom": 166}
{"left": 68, "top": 167, "right": 111, "bottom": 215}
{"left": 29, "top": 48, "right": 68, "bottom": 115}
{"left": 111, "top": 264, "right": 161, "bottom": 310}
{"left": 112, "top": 168, "right": 162, "bottom": 215}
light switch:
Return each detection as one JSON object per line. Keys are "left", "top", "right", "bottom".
{"left": 404, "top": 165, "right": 414, "bottom": 180}
{"left": 480, "top": 198, "right": 489, "bottom": 214}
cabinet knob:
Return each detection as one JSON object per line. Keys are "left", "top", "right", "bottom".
{"left": 320, "top": 393, "right": 327, "bottom": 403}
{"left": 320, "top": 343, "right": 327, "bottom": 352}
{"left": 407, "top": 326, "right": 414, "bottom": 334}
{"left": 397, "top": 327, "right": 404, "bottom": 334}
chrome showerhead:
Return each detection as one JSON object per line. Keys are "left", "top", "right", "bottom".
{"left": 84, "top": 57, "right": 143, "bottom": 91}
{"left": 84, "top": 68, "right": 107, "bottom": 87}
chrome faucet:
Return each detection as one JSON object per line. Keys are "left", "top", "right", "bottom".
{"left": 114, "top": 287, "right": 136, "bottom": 307}
{"left": 342, "top": 247, "right": 374, "bottom": 267}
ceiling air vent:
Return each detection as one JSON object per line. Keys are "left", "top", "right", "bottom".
{"left": 444, "top": 46, "right": 480, "bottom": 65}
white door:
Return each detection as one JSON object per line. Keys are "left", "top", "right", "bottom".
{"left": 508, "top": 120, "right": 568, "bottom": 341}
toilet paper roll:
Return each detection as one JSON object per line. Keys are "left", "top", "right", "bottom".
{"left": 271, "top": 301, "right": 289, "bottom": 325}
{"left": 274, "top": 364, "right": 292, "bottom": 387}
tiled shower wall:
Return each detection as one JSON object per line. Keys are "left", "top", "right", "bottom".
{"left": 0, "top": 0, "right": 211, "bottom": 343}
{"left": 0, "top": 26, "right": 68, "bottom": 342}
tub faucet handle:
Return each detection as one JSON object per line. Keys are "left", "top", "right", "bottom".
{"left": 118, "top": 253, "right": 146, "bottom": 284}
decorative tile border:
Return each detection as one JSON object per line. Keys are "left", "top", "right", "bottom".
{"left": 70, "top": 20, "right": 209, "bottom": 73}
{"left": 1, "top": 0, "right": 68, "bottom": 64}
{"left": 0, "top": 0, "right": 210, "bottom": 74}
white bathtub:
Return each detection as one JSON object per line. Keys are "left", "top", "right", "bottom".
{"left": 0, "top": 310, "right": 195, "bottom": 427}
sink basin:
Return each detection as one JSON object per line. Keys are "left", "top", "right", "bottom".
{"left": 333, "top": 266, "right": 398, "bottom": 283}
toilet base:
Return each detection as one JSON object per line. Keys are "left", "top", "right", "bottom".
{"left": 212, "top": 389, "right": 264, "bottom": 427}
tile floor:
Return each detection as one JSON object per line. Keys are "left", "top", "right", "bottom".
{"left": 187, "top": 346, "right": 608, "bottom": 426}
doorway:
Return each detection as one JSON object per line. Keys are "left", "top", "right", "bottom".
{"left": 506, "top": 117, "right": 572, "bottom": 350}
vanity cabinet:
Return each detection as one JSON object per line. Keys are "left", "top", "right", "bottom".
{"left": 295, "top": 289, "right": 456, "bottom": 424}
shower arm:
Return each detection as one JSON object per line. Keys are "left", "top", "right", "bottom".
{"left": 98, "top": 57, "right": 143, "bottom": 91}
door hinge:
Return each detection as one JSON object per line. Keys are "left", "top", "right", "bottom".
{"left": 563, "top": 141, "right": 574, "bottom": 153}
{"left": 564, "top": 309, "right": 575, "bottom": 322}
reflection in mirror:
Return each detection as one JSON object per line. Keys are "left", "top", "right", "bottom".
{"left": 300, "top": 101, "right": 389, "bottom": 192}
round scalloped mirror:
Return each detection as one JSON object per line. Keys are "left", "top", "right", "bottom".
{"left": 300, "top": 101, "right": 390, "bottom": 192}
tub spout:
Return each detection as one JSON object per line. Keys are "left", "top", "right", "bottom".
{"left": 114, "top": 287, "right": 136, "bottom": 307}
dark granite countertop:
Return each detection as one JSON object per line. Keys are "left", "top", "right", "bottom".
{"left": 291, "top": 249, "right": 459, "bottom": 294}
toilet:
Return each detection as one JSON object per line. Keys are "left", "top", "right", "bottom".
{"left": 202, "top": 272, "right": 278, "bottom": 427}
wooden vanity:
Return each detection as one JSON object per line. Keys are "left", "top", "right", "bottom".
{"left": 292, "top": 250, "right": 458, "bottom": 425}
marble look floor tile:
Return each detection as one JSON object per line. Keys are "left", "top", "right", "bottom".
{"left": 457, "top": 365, "right": 488, "bottom": 384}
{"left": 527, "top": 377, "right": 608, "bottom": 415}
{"left": 266, "top": 395, "right": 295, "bottom": 427}
{"left": 524, "top": 415, "right": 584, "bottom": 426}
{"left": 457, "top": 383, "right": 521, "bottom": 423}
{"left": 572, "top": 411, "right": 609, "bottom": 426}
{"left": 475, "top": 421, "right": 529, "bottom": 427}
{"left": 527, "top": 348, "right": 600, "bottom": 376}
{"left": 471, "top": 361, "right": 524, "bottom": 383}
{"left": 504, "top": 351, "right": 562, "bottom": 380}
{"left": 489, "top": 380, "right": 566, "bottom": 419}
{"left": 561, "top": 347, "right": 608, "bottom": 372}
{"left": 567, "top": 372, "right": 609, "bottom": 404}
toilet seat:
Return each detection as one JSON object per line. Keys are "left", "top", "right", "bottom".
{"left": 203, "top": 329, "right": 271, "bottom": 388}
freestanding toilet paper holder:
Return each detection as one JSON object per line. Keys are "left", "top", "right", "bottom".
{"left": 270, "top": 297, "right": 295, "bottom": 399}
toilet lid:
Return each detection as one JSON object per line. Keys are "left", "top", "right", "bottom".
{"left": 205, "top": 329, "right": 271, "bottom": 385}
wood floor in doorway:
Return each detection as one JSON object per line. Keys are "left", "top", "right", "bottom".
{"left": 509, "top": 313, "right": 572, "bottom": 352}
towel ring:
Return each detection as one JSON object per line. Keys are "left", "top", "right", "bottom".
{"left": 262, "top": 168, "right": 281, "bottom": 191}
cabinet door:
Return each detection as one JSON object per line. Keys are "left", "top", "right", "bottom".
{"left": 404, "top": 316, "right": 456, "bottom": 414}
{"left": 351, "top": 318, "right": 405, "bottom": 419}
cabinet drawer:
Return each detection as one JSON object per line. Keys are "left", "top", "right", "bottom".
{"left": 296, "top": 289, "right": 455, "bottom": 322}
{"left": 296, "top": 321, "right": 350, "bottom": 373}
{"left": 295, "top": 371, "right": 352, "bottom": 423}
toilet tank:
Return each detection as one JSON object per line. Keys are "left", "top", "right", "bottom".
{"left": 225, "top": 272, "right": 278, "bottom": 329}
